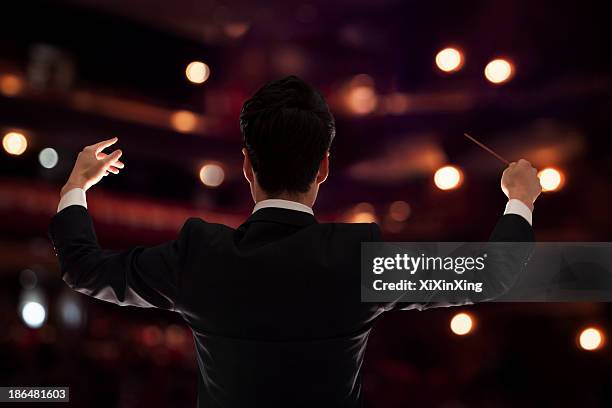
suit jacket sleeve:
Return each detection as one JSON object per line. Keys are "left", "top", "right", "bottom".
{"left": 378, "top": 213, "right": 534, "bottom": 311}
{"left": 49, "top": 205, "right": 195, "bottom": 310}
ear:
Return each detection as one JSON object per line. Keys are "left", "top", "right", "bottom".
{"left": 242, "top": 148, "right": 254, "bottom": 185}
{"left": 316, "top": 152, "right": 330, "bottom": 185}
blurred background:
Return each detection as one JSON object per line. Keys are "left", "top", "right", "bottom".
{"left": 1, "top": 0, "right": 611, "bottom": 406}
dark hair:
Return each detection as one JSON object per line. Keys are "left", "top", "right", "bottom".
{"left": 240, "top": 76, "right": 336, "bottom": 195}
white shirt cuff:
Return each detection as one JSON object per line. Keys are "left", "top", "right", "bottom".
{"left": 504, "top": 198, "right": 532, "bottom": 226}
{"left": 57, "top": 188, "right": 87, "bottom": 213}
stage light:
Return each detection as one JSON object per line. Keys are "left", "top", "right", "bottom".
{"left": 435, "top": 47, "right": 463, "bottom": 72}
{"left": 345, "top": 75, "right": 377, "bottom": 115}
{"left": 450, "top": 312, "right": 474, "bottom": 335}
{"left": 199, "top": 163, "right": 224, "bottom": 187}
{"left": 389, "top": 201, "right": 411, "bottom": 222}
{"left": 578, "top": 327, "right": 604, "bottom": 351}
{"left": 484, "top": 58, "right": 513, "bottom": 84}
{"left": 224, "top": 22, "right": 250, "bottom": 38}
{"left": 165, "top": 324, "right": 187, "bottom": 348}
{"left": 347, "top": 202, "right": 377, "bottom": 223}
{"left": 171, "top": 110, "right": 198, "bottom": 133}
{"left": 434, "top": 165, "right": 462, "bottom": 190}
{"left": 38, "top": 147, "right": 58, "bottom": 169}
{"left": 354, "top": 202, "right": 375, "bottom": 213}
{"left": 142, "top": 325, "right": 163, "bottom": 347}
{"left": 352, "top": 211, "right": 377, "bottom": 223}
{"left": 2, "top": 132, "right": 28, "bottom": 155}
{"left": 383, "top": 93, "right": 411, "bottom": 115}
{"left": 538, "top": 168, "right": 563, "bottom": 192}
{"left": 21, "top": 301, "right": 46, "bottom": 329}
{"left": 186, "top": 61, "right": 210, "bottom": 84}
{"left": 0, "top": 74, "right": 23, "bottom": 96}
{"left": 346, "top": 85, "right": 378, "bottom": 115}
{"left": 58, "top": 292, "right": 84, "bottom": 329}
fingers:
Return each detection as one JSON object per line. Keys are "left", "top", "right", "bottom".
{"left": 103, "top": 149, "right": 124, "bottom": 176}
{"left": 518, "top": 159, "right": 539, "bottom": 175}
{"left": 517, "top": 159, "right": 532, "bottom": 169}
{"left": 90, "top": 137, "right": 119, "bottom": 154}
{"left": 96, "top": 152, "right": 125, "bottom": 168}
{"left": 103, "top": 149, "right": 123, "bottom": 163}
{"left": 508, "top": 159, "right": 537, "bottom": 171}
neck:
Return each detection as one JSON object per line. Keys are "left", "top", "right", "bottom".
{"left": 256, "top": 190, "right": 315, "bottom": 208}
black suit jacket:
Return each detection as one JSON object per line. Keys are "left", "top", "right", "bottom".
{"left": 49, "top": 205, "right": 533, "bottom": 407}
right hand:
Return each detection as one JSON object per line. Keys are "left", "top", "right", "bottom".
{"left": 501, "top": 159, "right": 542, "bottom": 211}
{"left": 60, "top": 137, "right": 125, "bottom": 196}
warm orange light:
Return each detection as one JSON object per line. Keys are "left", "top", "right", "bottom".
{"left": 171, "top": 110, "right": 198, "bottom": 133}
{"left": 434, "top": 165, "right": 462, "bottom": 190}
{"left": 0, "top": 74, "right": 24, "bottom": 96}
{"left": 352, "top": 211, "right": 377, "bottom": 223}
{"left": 142, "top": 325, "right": 163, "bottom": 347}
{"left": 199, "top": 163, "right": 224, "bottom": 187}
{"left": 435, "top": 48, "right": 463, "bottom": 72}
{"left": 346, "top": 85, "right": 378, "bottom": 115}
{"left": 2, "top": 132, "right": 28, "bottom": 155}
{"left": 186, "top": 61, "right": 210, "bottom": 84}
{"left": 389, "top": 201, "right": 411, "bottom": 222}
{"left": 224, "top": 22, "right": 250, "bottom": 38}
{"left": 538, "top": 168, "right": 563, "bottom": 192}
{"left": 484, "top": 58, "right": 514, "bottom": 84}
{"left": 450, "top": 312, "right": 474, "bottom": 335}
{"left": 383, "top": 93, "right": 411, "bottom": 115}
{"left": 165, "top": 324, "right": 187, "bottom": 348}
{"left": 347, "top": 202, "right": 377, "bottom": 223}
{"left": 578, "top": 327, "right": 604, "bottom": 351}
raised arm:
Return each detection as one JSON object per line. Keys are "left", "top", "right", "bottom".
{"left": 384, "top": 158, "right": 542, "bottom": 311}
{"left": 49, "top": 138, "right": 190, "bottom": 310}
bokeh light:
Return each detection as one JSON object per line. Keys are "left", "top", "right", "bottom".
{"left": 435, "top": 47, "right": 463, "bottom": 72}
{"left": 388, "top": 201, "right": 411, "bottom": 222}
{"left": 351, "top": 211, "right": 377, "bottom": 223}
{"left": 171, "top": 110, "right": 198, "bottom": 133}
{"left": 38, "top": 147, "right": 59, "bottom": 169}
{"left": 434, "top": 165, "right": 462, "bottom": 190}
{"left": 450, "top": 312, "right": 474, "bottom": 335}
{"left": 538, "top": 167, "right": 563, "bottom": 192}
{"left": 58, "top": 293, "right": 84, "bottom": 329}
{"left": 21, "top": 301, "right": 46, "bottom": 329}
{"left": 382, "top": 93, "right": 411, "bottom": 115}
{"left": 142, "top": 325, "right": 163, "bottom": 347}
{"left": 0, "top": 74, "right": 24, "bottom": 96}
{"left": 484, "top": 58, "right": 514, "bottom": 84}
{"left": 2, "top": 132, "right": 28, "bottom": 155}
{"left": 224, "top": 22, "right": 250, "bottom": 38}
{"left": 346, "top": 85, "right": 378, "bottom": 115}
{"left": 199, "top": 163, "right": 225, "bottom": 187}
{"left": 578, "top": 327, "right": 604, "bottom": 351}
{"left": 185, "top": 61, "right": 210, "bottom": 84}
{"left": 165, "top": 324, "right": 188, "bottom": 349}
{"left": 347, "top": 202, "right": 377, "bottom": 223}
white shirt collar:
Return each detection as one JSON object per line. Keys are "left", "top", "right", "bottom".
{"left": 252, "top": 199, "right": 314, "bottom": 215}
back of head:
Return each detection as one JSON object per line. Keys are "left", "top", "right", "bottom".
{"left": 240, "top": 76, "right": 336, "bottom": 195}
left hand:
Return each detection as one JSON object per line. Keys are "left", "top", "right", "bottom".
{"left": 61, "top": 137, "right": 125, "bottom": 196}
{"left": 500, "top": 158, "right": 542, "bottom": 211}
